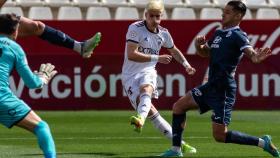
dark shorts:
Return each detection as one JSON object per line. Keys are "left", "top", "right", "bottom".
{"left": 191, "top": 81, "right": 237, "bottom": 125}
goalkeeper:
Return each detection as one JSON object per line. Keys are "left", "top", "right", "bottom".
{"left": 0, "top": 13, "right": 57, "bottom": 158}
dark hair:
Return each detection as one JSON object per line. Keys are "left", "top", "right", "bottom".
{"left": 227, "top": 0, "right": 247, "bottom": 17}
{"left": 0, "top": 13, "right": 20, "bottom": 35}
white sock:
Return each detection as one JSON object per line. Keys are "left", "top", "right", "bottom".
{"left": 149, "top": 113, "right": 185, "bottom": 145}
{"left": 258, "top": 138, "right": 265, "bottom": 148}
{"left": 137, "top": 92, "right": 152, "bottom": 120}
{"left": 73, "top": 41, "right": 82, "bottom": 54}
{"left": 149, "top": 113, "right": 173, "bottom": 139}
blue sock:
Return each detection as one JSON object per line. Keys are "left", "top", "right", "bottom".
{"left": 34, "top": 121, "right": 56, "bottom": 158}
{"left": 225, "top": 130, "right": 259, "bottom": 146}
{"left": 172, "top": 113, "right": 186, "bottom": 147}
{"left": 39, "top": 25, "right": 74, "bottom": 50}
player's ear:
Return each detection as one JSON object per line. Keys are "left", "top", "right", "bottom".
{"left": 236, "top": 12, "right": 243, "bottom": 20}
{"left": 11, "top": 27, "right": 18, "bottom": 40}
{"left": 144, "top": 11, "right": 148, "bottom": 19}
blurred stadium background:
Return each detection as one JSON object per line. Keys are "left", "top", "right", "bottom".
{"left": 0, "top": 0, "right": 280, "bottom": 157}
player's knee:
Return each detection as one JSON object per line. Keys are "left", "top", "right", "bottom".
{"left": 212, "top": 131, "right": 226, "bottom": 143}
{"left": 34, "top": 121, "right": 50, "bottom": 134}
{"left": 30, "top": 21, "right": 45, "bottom": 36}
{"left": 172, "top": 93, "right": 192, "bottom": 113}
{"left": 172, "top": 101, "right": 186, "bottom": 114}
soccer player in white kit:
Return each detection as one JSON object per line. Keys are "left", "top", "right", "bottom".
{"left": 121, "top": 0, "right": 196, "bottom": 154}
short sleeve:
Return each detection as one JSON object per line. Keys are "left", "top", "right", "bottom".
{"left": 126, "top": 24, "right": 141, "bottom": 44}
{"left": 236, "top": 31, "right": 251, "bottom": 51}
{"left": 163, "top": 30, "right": 174, "bottom": 49}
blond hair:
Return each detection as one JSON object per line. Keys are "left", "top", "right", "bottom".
{"left": 146, "top": 0, "right": 164, "bottom": 12}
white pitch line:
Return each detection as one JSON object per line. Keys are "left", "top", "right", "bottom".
{"left": 0, "top": 136, "right": 210, "bottom": 140}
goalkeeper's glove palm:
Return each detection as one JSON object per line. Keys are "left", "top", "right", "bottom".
{"left": 36, "top": 63, "right": 58, "bottom": 85}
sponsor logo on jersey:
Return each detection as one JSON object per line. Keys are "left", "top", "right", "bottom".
{"left": 211, "top": 36, "right": 222, "bottom": 48}
{"left": 138, "top": 46, "right": 159, "bottom": 55}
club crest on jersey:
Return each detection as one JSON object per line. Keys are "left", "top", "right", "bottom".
{"left": 157, "top": 37, "right": 163, "bottom": 46}
{"left": 144, "top": 37, "right": 149, "bottom": 41}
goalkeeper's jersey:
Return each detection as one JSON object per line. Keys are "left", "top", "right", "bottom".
{"left": 0, "top": 35, "right": 42, "bottom": 98}
{"left": 122, "top": 20, "right": 174, "bottom": 78}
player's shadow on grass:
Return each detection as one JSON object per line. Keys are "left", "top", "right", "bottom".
{"left": 22, "top": 152, "right": 117, "bottom": 157}
{"left": 127, "top": 155, "right": 266, "bottom": 158}
{"left": 22, "top": 153, "right": 267, "bottom": 158}
{"left": 193, "top": 156, "right": 266, "bottom": 158}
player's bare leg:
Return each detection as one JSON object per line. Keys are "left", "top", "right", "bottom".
{"left": 18, "top": 17, "right": 101, "bottom": 58}
{"left": 17, "top": 111, "right": 56, "bottom": 158}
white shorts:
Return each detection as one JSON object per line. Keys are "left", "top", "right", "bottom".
{"left": 122, "top": 70, "right": 158, "bottom": 109}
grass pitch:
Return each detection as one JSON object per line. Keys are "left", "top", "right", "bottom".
{"left": 0, "top": 110, "right": 279, "bottom": 158}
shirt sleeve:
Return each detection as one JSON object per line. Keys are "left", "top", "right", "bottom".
{"left": 163, "top": 30, "right": 174, "bottom": 49}
{"left": 126, "top": 24, "right": 141, "bottom": 44}
{"left": 236, "top": 31, "right": 252, "bottom": 51}
{"left": 13, "top": 44, "right": 43, "bottom": 89}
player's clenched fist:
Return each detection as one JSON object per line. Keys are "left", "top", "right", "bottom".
{"left": 186, "top": 66, "right": 196, "bottom": 75}
{"left": 35, "top": 63, "right": 58, "bottom": 85}
{"left": 158, "top": 54, "right": 172, "bottom": 64}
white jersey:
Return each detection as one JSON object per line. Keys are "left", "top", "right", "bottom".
{"left": 121, "top": 21, "right": 174, "bottom": 79}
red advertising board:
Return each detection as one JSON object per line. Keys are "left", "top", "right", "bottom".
{"left": 14, "top": 20, "right": 280, "bottom": 110}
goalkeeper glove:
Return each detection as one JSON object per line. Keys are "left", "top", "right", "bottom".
{"left": 36, "top": 63, "right": 57, "bottom": 85}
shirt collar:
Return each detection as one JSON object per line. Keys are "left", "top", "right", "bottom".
{"left": 220, "top": 26, "right": 240, "bottom": 32}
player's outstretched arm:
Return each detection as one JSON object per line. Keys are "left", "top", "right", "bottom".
{"left": 127, "top": 41, "right": 172, "bottom": 64}
{"left": 168, "top": 46, "right": 196, "bottom": 75}
{"left": 0, "top": 0, "right": 6, "bottom": 8}
{"left": 244, "top": 47, "right": 272, "bottom": 63}
{"left": 195, "top": 36, "right": 210, "bottom": 58}
{"left": 17, "top": 62, "right": 57, "bottom": 89}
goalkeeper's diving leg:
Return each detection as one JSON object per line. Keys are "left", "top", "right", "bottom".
{"left": 17, "top": 111, "right": 56, "bottom": 158}
{"left": 18, "top": 16, "right": 101, "bottom": 58}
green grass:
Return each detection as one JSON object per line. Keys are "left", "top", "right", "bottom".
{"left": 0, "top": 110, "right": 279, "bottom": 158}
